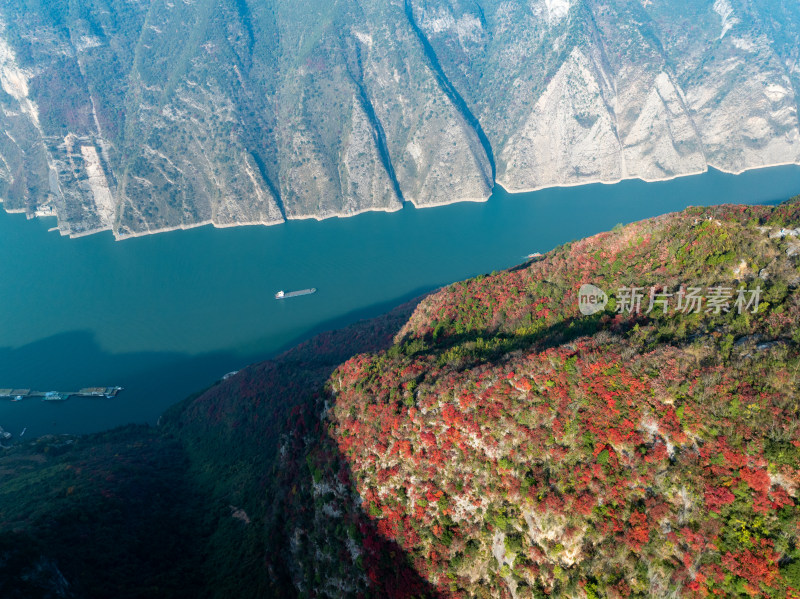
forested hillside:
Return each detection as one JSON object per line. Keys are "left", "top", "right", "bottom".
{"left": 1, "top": 198, "right": 798, "bottom": 597}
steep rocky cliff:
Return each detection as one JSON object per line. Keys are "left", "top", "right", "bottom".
{"left": 0, "top": 0, "right": 798, "bottom": 237}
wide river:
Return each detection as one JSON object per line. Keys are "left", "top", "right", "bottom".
{"left": 1, "top": 166, "right": 800, "bottom": 437}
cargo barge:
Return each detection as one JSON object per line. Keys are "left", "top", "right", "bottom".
{"left": 275, "top": 288, "right": 316, "bottom": 300}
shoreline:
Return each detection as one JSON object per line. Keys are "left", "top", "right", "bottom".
{"left": 4, "top": 159, "right": 800, "bottom": 241}
{"left": 495, "top": 159, "right": 800, "bottom": 194}
{"left": 111, "top": 217, "right": 285, "bottom": 241}
{"left": 109, "top": 197, "right": 491, "bottom": 240}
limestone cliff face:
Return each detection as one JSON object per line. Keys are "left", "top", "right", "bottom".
{"left": 0, "top": 0, "right": 798, "bottom": 237}
{"left": 417, "top": 0, "right": 800, "bottom": 192}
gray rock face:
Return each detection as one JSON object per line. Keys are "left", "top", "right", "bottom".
{"left": 0, "top": 0, "right": 798, "bottom": 238}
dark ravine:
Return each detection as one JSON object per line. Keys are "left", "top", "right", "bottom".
{"left": 402, "top": 0, "right": 497, "bottom": 183}
{"left": 348, "top": 40, "right": 406, "bottom": 204}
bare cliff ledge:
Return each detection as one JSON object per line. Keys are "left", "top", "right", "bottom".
{"left": 0, "top": 0, "right": 798, "bottom": 238}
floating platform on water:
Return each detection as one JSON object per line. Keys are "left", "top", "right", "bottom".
{"left": 0, "top": 387, "right": 123, "bottom": 401}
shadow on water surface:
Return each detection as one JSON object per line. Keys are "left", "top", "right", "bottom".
{"left": 0, "top": 287, "right": 435, "bottom": 437}
{"left": 0, "top": 330, "right": 240, "bottom": 437}
{"left": 2, "top": 164, "right": 799, "bottom": 439}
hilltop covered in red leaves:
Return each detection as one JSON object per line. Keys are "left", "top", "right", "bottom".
{"left": 2, "top": 200, "right": 799, "bottom": 599}
{"left": 296, "top": 200, "right": 800, "bottom": 597}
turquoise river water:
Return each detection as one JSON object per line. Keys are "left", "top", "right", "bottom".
{"left": 1, "top": 166, "right": 799, "bottom": 437}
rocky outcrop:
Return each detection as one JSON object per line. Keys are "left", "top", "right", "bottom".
{"left": 0, "top": 0, "right": 798, "bottom": 238}
{"left": 418, "top": 0, "right": 800, "bottom": 192}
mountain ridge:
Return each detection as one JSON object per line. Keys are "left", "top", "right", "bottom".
{"left": 0, "top": 0, "right": 799, "bottom": 238}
